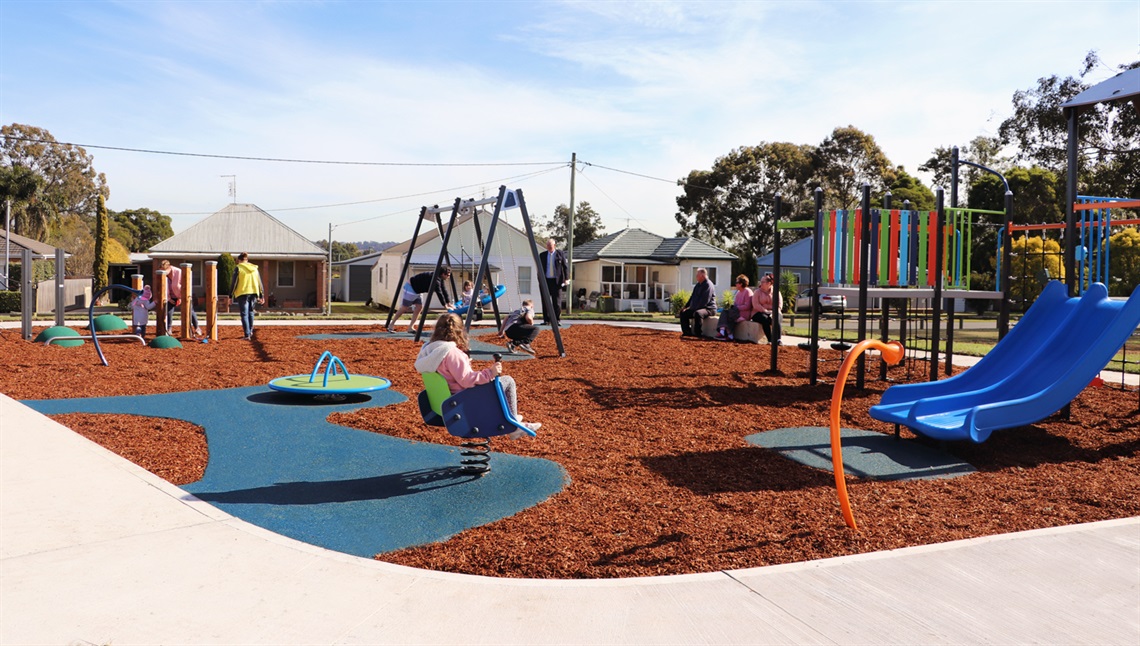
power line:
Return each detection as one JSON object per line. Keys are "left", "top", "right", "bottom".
{"left": 576, "top": 165, "right": 649, "bottom": 230}
{"left": 579, "top": 159, "right": 715, "bottom": 193}
{"left": 2, "top": 135, "right": 567, "bottom": 168}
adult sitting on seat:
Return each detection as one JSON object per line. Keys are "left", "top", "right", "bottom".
{"left": 715, "top": 274, "right": 754, "bottom": 341}
{"left": 414, "top": 313, "right": 540, "bottom": 435}
{"left": 751, "top": 272, "right": 782, "bottom": 343}
{"left": 498, "top": 299, "right": 540, "bottom": 355}
{"left": 679, "top": 267, "right": 717, "bottom": 339}
{"left": 386, "top": 267, "right": 453, "bottom": 332}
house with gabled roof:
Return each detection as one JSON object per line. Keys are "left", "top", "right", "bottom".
{"left": 572, "top": 228, "right": 736, "bottom": 312}
{"left": 148, "top": 203, "right": 328, "bottom": 309}
{"left": 373, "top": 209, "right": 539, "bottom": 313}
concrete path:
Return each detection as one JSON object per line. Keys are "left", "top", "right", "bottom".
{"left": 2, "top": 320, "right": 1139, "bottom": 644}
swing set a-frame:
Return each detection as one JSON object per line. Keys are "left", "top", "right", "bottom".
{"left": 384, "top": 185, "right": 566, "bottom": 357}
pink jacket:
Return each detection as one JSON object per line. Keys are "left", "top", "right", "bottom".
{"left": 167, "top": 265, "right": 183, "bottom": 300}
{"left": 414, "top": 341, "right": 495, "bottom": 395}
{"left": 752, "top": 288, "right": 781, "bottom": 315}
{"left": 733, "top": 288, "right": 754, "bottom": 322}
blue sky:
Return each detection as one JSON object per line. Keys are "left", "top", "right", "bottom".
{"left": 1, "top": 1, "right": 1138, "bottom": 245}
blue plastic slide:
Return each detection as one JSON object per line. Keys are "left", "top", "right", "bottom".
{"left": 870, "top": 282, "right": 1140, "bottom": 442}
{"left": 453, "top": 284, "right": 507, "bottom": 315}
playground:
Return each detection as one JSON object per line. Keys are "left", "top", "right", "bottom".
{"left": 3, "top": 320, "right": 1137, "bottom": 579}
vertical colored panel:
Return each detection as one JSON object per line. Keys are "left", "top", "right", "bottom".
{"left": 853, "top": 209, "right": 862, "bottom": 281}
{"left": 899, "top": 210, "right": 910, "bottom": 286}
{"left": 878, "top": 209, "right": 890, "bottom": 286}
{"left": 846, "top": 211, "right": 856, "bottom": 283}
{"left": 889, "top": 210, "right": 901, "bottom": 286}
{"left": 838, "top": 210, "right": 848, "bottom": 284}
{"left": 869, "top": 210, "right": 880, "bottom": 285}
{"left": 829, "top": 210, "right": 839, "bottom": 284}
{"left": 917, "top": 212, "right": 928, "bottom": 286}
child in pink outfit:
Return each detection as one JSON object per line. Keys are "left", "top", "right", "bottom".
{"left": 414, "top": 313, "right": 540, "bottom": 434}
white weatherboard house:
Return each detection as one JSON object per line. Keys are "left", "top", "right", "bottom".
{"left": 373, "top": 209, "right": 546, "bottom": 313}
{"left": 148, "top": 204, "right": 329, "bottom": 309}
{"left": 572, "top": 228, "right": 737, "bottom": 312}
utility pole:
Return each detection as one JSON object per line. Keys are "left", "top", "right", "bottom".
{"left": 567, "top": 152, "right": 576, "bottom": 314}
{"left": 327, "top": 222, "right": 333, "bottom": 316}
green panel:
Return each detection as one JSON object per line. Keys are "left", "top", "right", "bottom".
{"left": 878, "top": 210, "right": 890, "bottom": 286}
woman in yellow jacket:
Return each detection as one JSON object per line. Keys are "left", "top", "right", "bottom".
{"left": 229, "top": 252, "right": 264, "bottom": 340}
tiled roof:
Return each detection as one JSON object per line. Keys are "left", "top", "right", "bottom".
{"left": 573, "top": 228, "right": 736, "bottom": 263}
{"left": 149, "top": 204, "right": 326, "bottom": 258}
{"left": 0, "top": 231, "right": 66, "bottom": 259}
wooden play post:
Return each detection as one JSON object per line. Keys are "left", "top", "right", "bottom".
{"left": 180, "top": 263, "right": 193, "bottom": 341}
{"left": 154, "top": 269, "right": 169, "bottom": 336}
{"left": 205, "top": 261, "right": 218, "bottom": 341}
{"left": 131, "top": 273, "right": 143, "bottom": 292}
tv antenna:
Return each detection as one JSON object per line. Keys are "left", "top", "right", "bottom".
{"left": 221, "top": 175, "right": 236, "bottom": 203}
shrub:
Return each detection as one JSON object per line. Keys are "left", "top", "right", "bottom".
{"left": 0, "top": 290, "right": 21, "bottom": 313}
{"left": 720, "top": 290, "right": 735, "bottom": 308}
{"left": 779, "top": 270, "right": 798, "bottom": 314}
{"left": 669, "top": 290, "right": 690, "bottom": 316}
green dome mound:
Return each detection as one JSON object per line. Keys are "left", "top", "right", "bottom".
{"left": 35, "top": 326, "right": 84, "bottom": 347}
{"left": 93, "top": 314, "right": 129, "bottom": 332}
{"left": 149, "top": 335, "right": 183, "bottom": 349}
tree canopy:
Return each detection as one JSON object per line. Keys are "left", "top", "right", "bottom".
{"left": 1, "top": 123, "right": 108, "bottom": 240}
{"left": 542, "top": 201, "right": 605, "bottom": 248}
{"left": 110, "top": 208, "right": 174, "bottom": 252}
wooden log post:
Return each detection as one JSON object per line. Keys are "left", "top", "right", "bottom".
{"left": 154, "top": 269, "right": 169, "bottom": 336}
{"left": 205, "top": 261, "right": 218, "bottom": 341}
{"left": 180, "top": 263, "right": 193, "bottom": 341}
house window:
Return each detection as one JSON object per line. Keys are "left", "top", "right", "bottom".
{"left": 191, "top": 261, "right": 202, "bottom": 287}
{"left": 692, "top": 267, "right": 718, "bottom": 285}
{"left": 518, "top": 265, "right": 532, "bottom": 295}
{"left": 601, "top": 265, "right": 618, "bottom": 282}
{"left": 278, "top": 261, "right": 295, "bottom": 288}
{"left": 378, "top": 266, "right": 385, "bottom": 286}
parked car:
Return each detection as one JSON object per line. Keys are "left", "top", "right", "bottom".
{"left": 795, "top": 288, "right": 847, "bottom": 312}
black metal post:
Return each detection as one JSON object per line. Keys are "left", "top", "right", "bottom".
{"left": 20, "top": 247, "right": 32, "bottom": 340}
{"left": 515, "top": 188, "right": 566, "bottom": 356}
{"left": 1064, "top": 107, "right": 1079, "bottom": 297}
{"left": 930, "top": 188, "right": 945, "bottom": 382}
{"left": 414, "top": 199, "right": 461, "bottom": 342}
{"left": 386, "top": 206, "right": 428, "bottom": 329}
{"left": 809, "top": 188, "right": 823, "bottom": 385}
{"left": 879, "top": 192, "right": 891, "bottom": 381}
{"left": 856, "top": 183, "right": 871, "bottom": 389}
{"left": 466, "top": 205, "right": 503, "bottom": 329}
{"left": 771, "top": 194, "right": 782, "bottom": 373}
{"left": 999, "top": 189, "right": 1014, "bottom": 339}
{"left": 55, "top": 247, "right": 66, "bottom": 327}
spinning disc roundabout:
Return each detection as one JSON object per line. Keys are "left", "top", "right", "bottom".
{"left": 269, "top": 351, "right": 391, "bottom": 399}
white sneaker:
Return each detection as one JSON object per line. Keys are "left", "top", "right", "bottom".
{"left": 508, "top": 429, "right": 527, "bottom": 440}
{"left": 518, "top": 343, "right": 536, "bottom": 355}
{"left": 525, "top": 421, "right": 541, "bottom": 432}
{"left": 505, "top": 341, "right": 517, "bottom": 353}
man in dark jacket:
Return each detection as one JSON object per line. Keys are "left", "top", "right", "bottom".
{"left": 386, "top": 267, "right": 453, "bottom": 332}
{"left": 679, "top": 267, "right": 717, "bottom": 338}
{"left": 538, "top": 238, "right": 569, "bottom": 324}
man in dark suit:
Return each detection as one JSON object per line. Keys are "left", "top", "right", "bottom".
{"left": 680, "top": 267, "right": 717, "bottom": 338}
{"left": 538, "top": 238, "right": 569, "bottom": 324}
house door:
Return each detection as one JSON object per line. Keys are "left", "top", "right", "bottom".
{"left": 349, "top": 266, "right": 371, "bottom": 301}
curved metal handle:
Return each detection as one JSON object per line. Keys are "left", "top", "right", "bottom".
{"left": 830, "top": 339, "right": 905, "bottom": 530}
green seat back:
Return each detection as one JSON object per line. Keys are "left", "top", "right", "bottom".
{"left": 420, "top": 372, "right": 451, "bottom": 416}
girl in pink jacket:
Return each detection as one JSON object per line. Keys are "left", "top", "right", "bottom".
{"left": 414, "top": 313, "right": 540, "bottom": 434}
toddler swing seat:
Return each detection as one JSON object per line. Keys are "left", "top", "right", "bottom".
{"left": 418, "top": 372, "right": 535, "bottom": 474}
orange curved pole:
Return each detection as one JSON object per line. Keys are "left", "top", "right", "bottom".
{"left": 830, "top": 339, "right": 906, "bottom": 530}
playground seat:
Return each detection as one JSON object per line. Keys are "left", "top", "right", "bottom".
{"left": 418, "top": 372, "right": 536, "bottom": 473}
{"left": 733, "top": 321, "right": 764, "bottom": 344}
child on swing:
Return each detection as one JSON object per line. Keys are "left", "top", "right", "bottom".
{"left": 414, "top": 313, "right": 541, "bottom": 436}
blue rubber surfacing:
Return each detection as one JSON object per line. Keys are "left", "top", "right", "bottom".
{"left": 25, "top": 386, "right": 567, "bottom": 558}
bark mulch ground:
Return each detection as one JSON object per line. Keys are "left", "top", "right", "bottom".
{"left": 3, "top": 323, "right": 1137, "bottom": 579}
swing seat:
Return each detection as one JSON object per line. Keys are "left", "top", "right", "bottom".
{"left": 452, "top": 284, "right": 508, "bottom": 315}
{"left": 418, "top": 372, "right": 535, "bottom": 439}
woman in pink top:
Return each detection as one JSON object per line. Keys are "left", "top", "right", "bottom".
{"left": 715, "top": 275, "right": 754, "bottom": 341}
{"left": 750, "top": 273, "right": 782, "bottom": 343}
{"left": 414, "top": 313, "right": 540, "bottom": 434}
